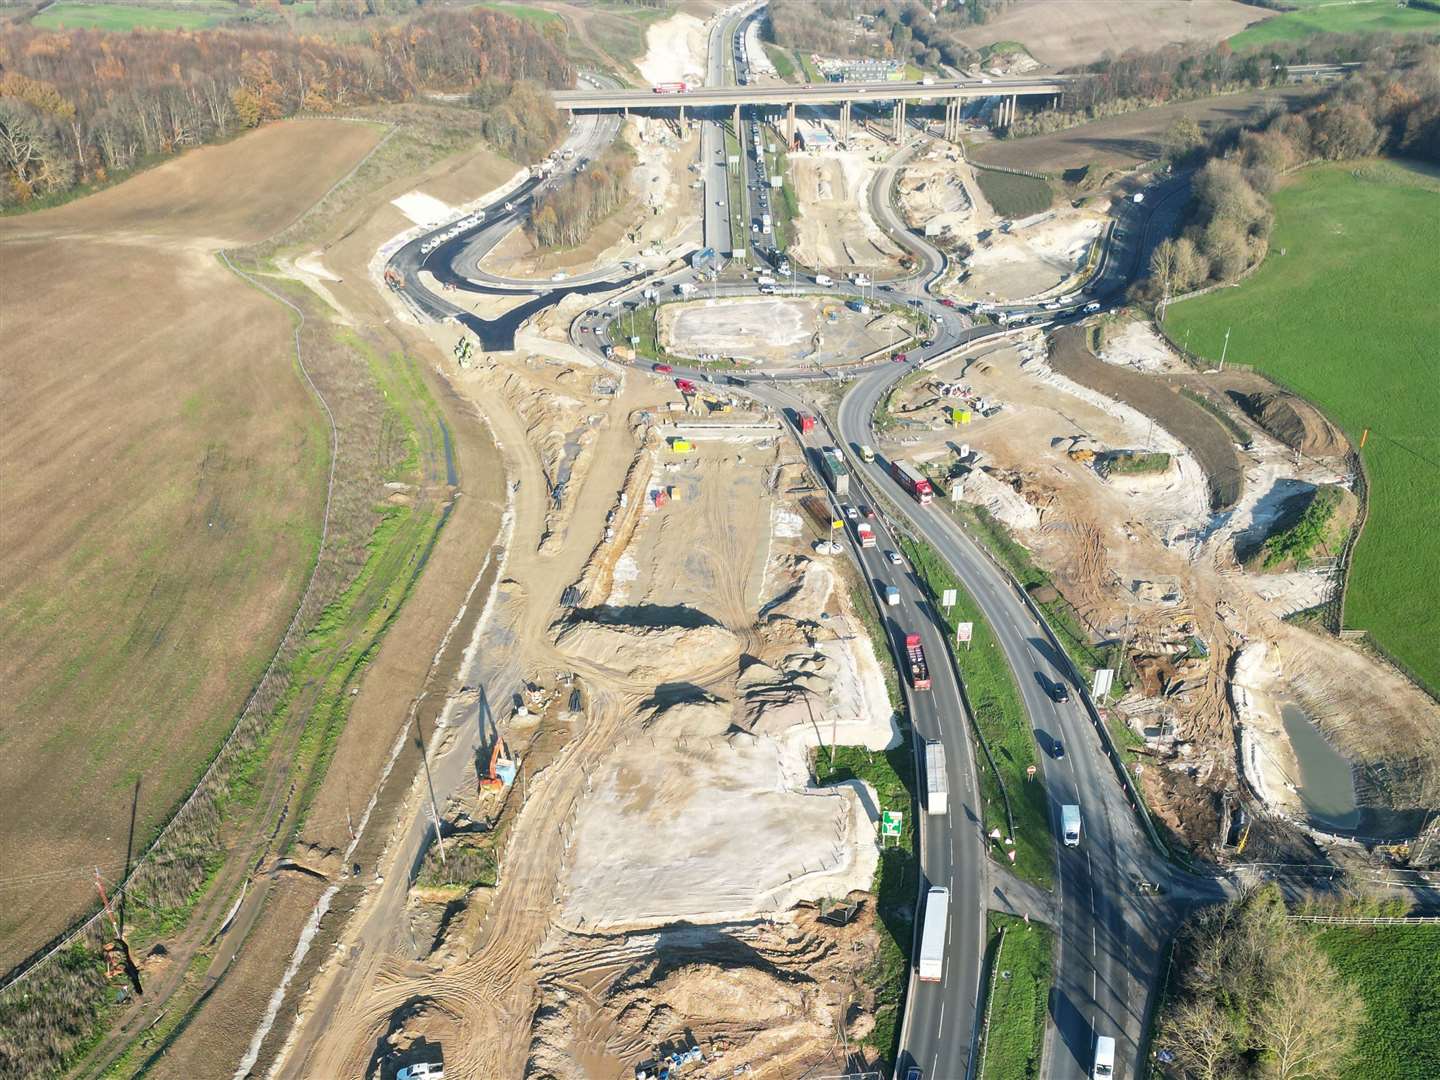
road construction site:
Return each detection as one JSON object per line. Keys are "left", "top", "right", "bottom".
{"left": 271, "top": 289, "right": 905, "bottom": 1075}
{"left": 876, "top": 324, "right": 1440, "bottom": 853}
{"left": 659, "top": 294, "right": 914, "bottom": 367}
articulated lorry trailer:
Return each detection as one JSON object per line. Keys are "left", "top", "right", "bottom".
{"left": 917, "top": 886, "right": 950, "bottom": 982}
{"left": 925, "top": 740, "right": 948, "bottom": 815}
{"left": 904, "top": 632, "right": 931, "bottom": 690}
{"left": 890, "top": 460, "right": 934, "bottom": 504}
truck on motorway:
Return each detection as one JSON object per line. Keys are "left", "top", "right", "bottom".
{"left": 1091, "top": 1035, "right": 1116, "bottom": 1078}
{"left": 890, "top": 460, "right": 935, "bottom": 504}
{"left": 856, "top": 522, "right": 876, "bottom": 548}
{"left": 859, "top": 444, "right": 875, "bottom": 463}
{"left": 797, "top": 412, "right": 816, "bottom": 434}
{"left": 819, "top": 448, "right": 850, "bottom": 497}
{"left": 814, "top": 274, "right": 833, "bottom": 286}
{"left": 652, "top": 81, "right": 689, "bottom": 93}
{"left": 925, "top": 740, "right": 948, "bottom": 815}
{"left": 1062, "top": 804, "right": 1082, "bottom": 847}
{"left": 885, "top": 585, "right": 900, "bottom": 607}
{"left": 846, "top": 299, "right": 870, "bottom": 314}
{"left": 904, "top": 633, "right": 931, "bottom": 690}
{"left": 757, "top": 274, "right": 777, "bottom": 287}
{"left": 675, "top": 282, "right": 696, "bottom": 296}
{"left": 917, "top": 886, "right": 949, "bottom": 981}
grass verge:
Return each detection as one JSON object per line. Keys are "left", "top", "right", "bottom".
{"left": 897, "top": 537, "right": 1053, "bottom": 889}
{"left": 978, "top": 913, "right": 1052, "bottom": 1080}
{"left": 764, "top": 43, "right": 797, "bottom": 81}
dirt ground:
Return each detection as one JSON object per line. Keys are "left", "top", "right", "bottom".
{"left": 660, "top": 295, "right": 912, "bottom": 366}
{"left": 0, "top": 118, "right": 383, "bottom": 972}
{"left": 878, "top": 327, "right": 1440, "bottom": 853}
{"left": 952, "top": 0, "right": 1270, "bottom": 70}
{"left": 970, "top": 86, "right": 1322, "bottom": 174}
{"left": 788, "top": 140, "right": 909, "bottom": 277}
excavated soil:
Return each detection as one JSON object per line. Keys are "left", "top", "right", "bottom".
{"left": 1231, "top": 390, "right": 1347, "bottom": 459}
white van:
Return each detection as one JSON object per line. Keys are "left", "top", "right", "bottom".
{"left": 814, "top": 274, "right": 833, "bottom": 286}
{"left": 1092, "top": 1035, "right": 1115, "bottom": 1079}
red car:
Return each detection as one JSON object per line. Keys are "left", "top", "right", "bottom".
{"left": 675, "top": 378, "right": 697, "bottom": 394}
{"left": 939, "top": 299, "right": 957, "bottom": 309}
{"left": 892, "top": 352, "right": 908, "bottom": 363}
{"left": 653, "top": 363, "right": 673, "bottom": 373}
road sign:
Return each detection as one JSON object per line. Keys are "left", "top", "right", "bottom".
{"left": 881, "top": 811, "right": 903, "bottom": 839}
{"left": 1093, "top": 668, "right": 1115, "bottom": 698}
{"left": 957, "top": 621, "right": 974, "bottom": 647}
{"left": 941, "top": 588, "right": 957, "bottom": 609}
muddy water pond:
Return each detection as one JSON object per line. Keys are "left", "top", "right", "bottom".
{"left": 1281, "top": 702, "right": 1360, "bottom": 831}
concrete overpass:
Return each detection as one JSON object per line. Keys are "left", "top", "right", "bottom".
{"left": 554, "top": 76, "right": 1076, "bottom": 142}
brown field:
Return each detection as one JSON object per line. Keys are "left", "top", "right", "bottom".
{"left": 0, "top": 119, "right": 383, "bottom": 973}
{"left": 957, "top": 0, "right": 1270, "bottom": 70}
{"left": 971, "top": 87, "right": 1321, "bottom": 174}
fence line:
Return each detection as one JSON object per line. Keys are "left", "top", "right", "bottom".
{"left": 1286, "top": 914, "right": 1440, "bottom": 925}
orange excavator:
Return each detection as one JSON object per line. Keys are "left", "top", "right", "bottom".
{"left": 479, "top": 734, "right": 517, "bottom": 792}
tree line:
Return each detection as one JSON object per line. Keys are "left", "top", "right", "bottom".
{"left": 530, "top": 142, "right": 634, "bottom": 250}
{"left": 1157, "top": 885, "right": 1363, "bottom": 1079}
{"left": 766, "top": 0, "right": 1016, "bottom": 69}
{"left": 0, "top": 6, "right": 571, "bottom": 207}
{"left": 1141, "top": 42, "right": 1440, "bottom": 300}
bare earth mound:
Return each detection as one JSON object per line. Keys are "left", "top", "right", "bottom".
{"left": 0, "top": 118, "right": 383, "bottom": 970}
{"left": 1232, "top": 390, "right": 1347, "bottom": 458}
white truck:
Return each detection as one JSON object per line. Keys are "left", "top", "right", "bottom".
{"left": 885, "top": 585, "right": 900, "bottom": 607}
{"left": 1091, "top": 1035, "right": 1116, "bottom": 1078}
{"left": 917, "top": 886, "right": 949, "bottom": 982}
{"left": 757, "top": 274, "right": 777, "bottom": 287}
{"left": 1062, "top": 804, "right": 1082, "bottom": 847}
{"left": 675, "top": 282, "right": 696, "bottom": 296}
{"left": 814, "top": 273, "right": 833, "bottom": 286}
{"left": 925, "top": 740, "right": 948, "bottom": 815}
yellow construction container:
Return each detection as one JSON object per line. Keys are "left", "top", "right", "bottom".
{"left": 669, "top": 438, "right": 693, "bottom": 453}
{"left": 668, "top": 485, "right": 683, "bottom": 501}
{"left": 952, "top": 409, "right": 972, "bottom": 425}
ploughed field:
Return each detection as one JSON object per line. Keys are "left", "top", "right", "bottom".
{"left": 0, "top": 119, "right": 383, "bottom": 972}
{"left": 1165, "top": 161, "right": 1440, "bottom": 693}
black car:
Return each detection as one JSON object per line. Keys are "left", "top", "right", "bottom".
{"left": 1051, "top": 682, "right": 1070, "bottom": 704}
{"left": 1053, "top": 741, "right": 1065, "bottom": 760}
{"left": 921, "top": 338, "right": 934, "bottom": 347}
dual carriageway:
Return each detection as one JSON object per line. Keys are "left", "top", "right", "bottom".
{"left": 384, "top": 8, "right": 1223, "bottom": 1076}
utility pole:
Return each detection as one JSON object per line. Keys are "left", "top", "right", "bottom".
{"left": 415, "top": 714, "right": 446, "bottom": 867}
{"left": 1218, "top": 325, "right": 1231, "bottom": 371}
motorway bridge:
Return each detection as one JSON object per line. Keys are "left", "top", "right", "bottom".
{"left": 555, "top": 76, "right": 1075, "bottom": 141}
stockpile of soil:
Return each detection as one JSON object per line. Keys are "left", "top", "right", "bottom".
{"left": 1230, "top": 391, "right": 1347, "bottom": 459}
{"left": 1049, "top": 326, "right": 1243, "bottom": 510}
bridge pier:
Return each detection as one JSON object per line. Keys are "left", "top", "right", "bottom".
{"left": 840, "top": 100, "right": 851, "bottom": 144}
{"left": 892, "top": 99, "right": 906, "bottom": 143}
{"left": 786, "top": 102, "right": 795, "bottom": 148}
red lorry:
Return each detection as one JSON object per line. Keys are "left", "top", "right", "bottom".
{"left": 891, "top": 459, "right": 934, "bottom": 504}
{"left": 904, "top": 633, "right": 931, "bottom": 690}
{"left": 797, "top": 413, "right": 816, "bottom": 435}
{"left": 652, "top": 82, "right": 689, "bottom": 94}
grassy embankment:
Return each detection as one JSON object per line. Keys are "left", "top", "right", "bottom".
{"left": 764, "top": 43, "right": 797, "bottom": 82}
{"left": 474, "top": 2, "right": 563, "bottom": 28}
{"left": 761, "top": 126, "right": 801, "bottom": 252}
{"left": 978, "top": 913, "right": 1052, "bottom": 1080}
{"left": 1313, "top": 924, "right": 1440, "bottom": 1080}
{"left": 32, "top": 2, "right": 237, "bottom": 30}
{"left": 1251, "top": 484, "right": 1348, "bottom": 571}
{"left": 1229, "top": 0, "right": 1440, "bottom": 49}
{"left": 898, "top": 538, "right": 1053, "bottom": 889}
{"left": 1105, "top": 451, "right": 1172, "bottom": 476}
{"left": 1165, "top": 161, "right": 1440, "bottom": 693}
{"left": 812, "top": 571, "right": 916, "bottom": 1067}
{"left": 724, "top": 125, "right": 748, "bottom": 256}
{"left": 972, "top": 167, "right": 1053, "bottom": 218}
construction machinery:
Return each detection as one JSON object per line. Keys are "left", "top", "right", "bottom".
{"left": 383, "top": 266, "right": 404, "bottom": 290}
{"left": 479, "top": 735, "right": 517, "bottom": 792}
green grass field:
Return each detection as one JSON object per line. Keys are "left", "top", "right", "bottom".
{"left": 32, "top": 2, "right": 237, "bottom": 31}
{"left": 472, "top": 1, "right": 563, "bottom": 28}
{"left": 900, "top": 537, "right": 1053, "bottom": 888}
{"left": 1230, "top": 0, "right": 1440, "bottom": 49}
{"left": 973, "top": 167, "right": 1053, "bottom": 218}
{"left": 980, "top": 914, "right": 1053, "bottom": 1080}
{"left": 1165, "top": 161, "right": 1440, "bottom": 692}
{"left": 1314, "top": 924, "right": 1440, "bottom": 1080}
